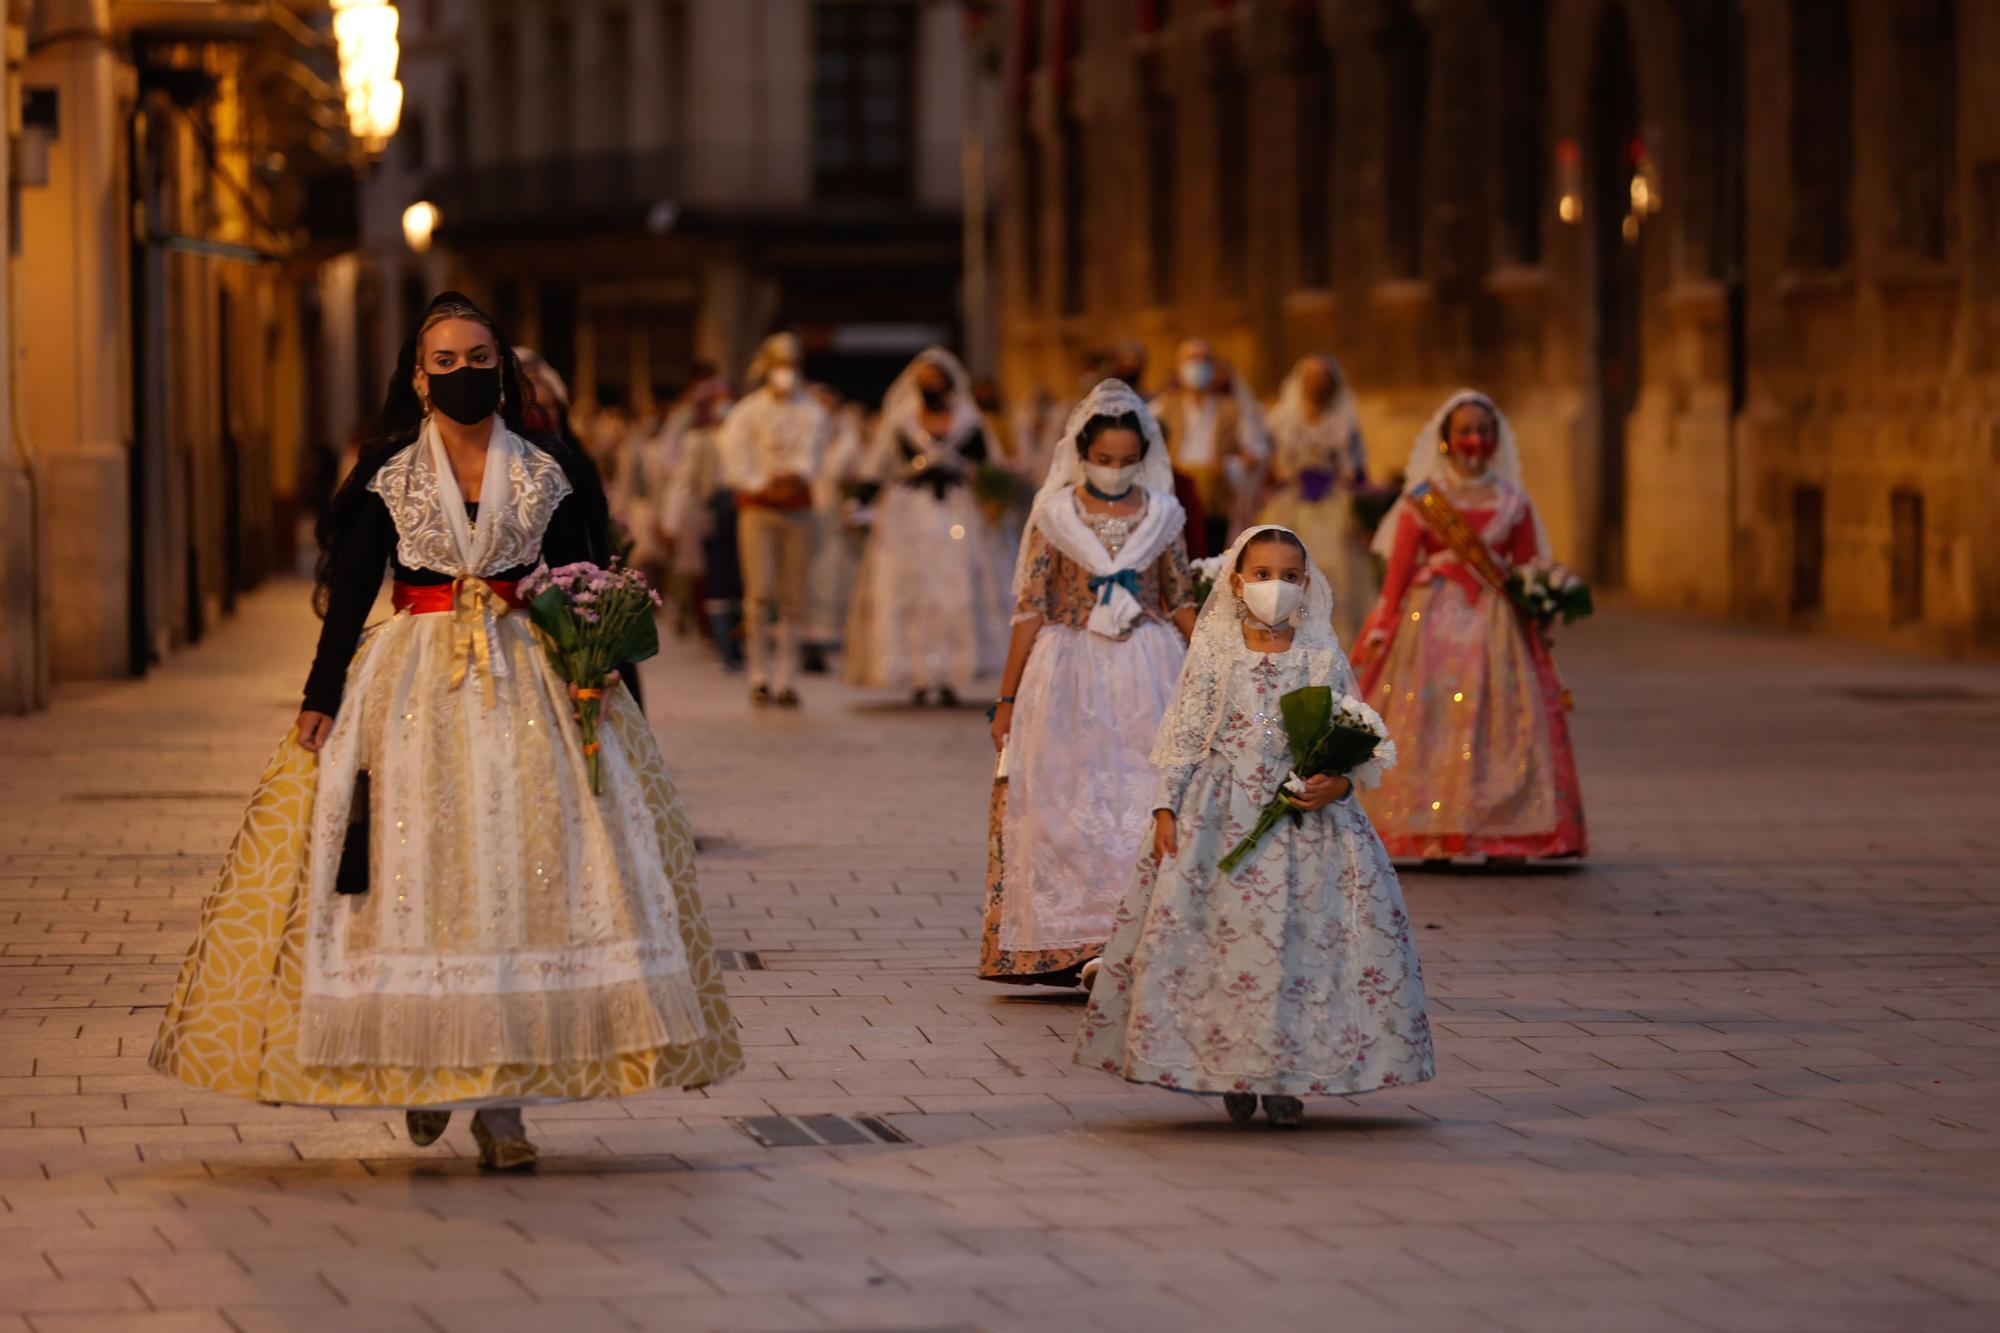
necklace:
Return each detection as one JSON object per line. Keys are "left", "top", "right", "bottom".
{"left": 1084, "top": 480, "right": 1135, "bottom": 504}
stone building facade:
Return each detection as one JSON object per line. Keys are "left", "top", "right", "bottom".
{"left": 331, "top": 0, "right": 995, "bottom": 422}
{"left": 1, "top": 0, "right": 364, "bottom": 709}
{"left": 998, "top": 0, "right": 1997, "bottom": 652}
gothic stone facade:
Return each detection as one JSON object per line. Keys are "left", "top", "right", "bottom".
{"left": 998, "top": 0, "right": 1997, "bottom": 652}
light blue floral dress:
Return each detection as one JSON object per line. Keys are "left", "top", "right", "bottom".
{"left": 1074, "top": 641, "right": 1435, "bottom": 1096}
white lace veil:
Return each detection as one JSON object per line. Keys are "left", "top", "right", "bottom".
{"left": 1012, "top": 378, "right": 1176, "bottom": 599}
{"left": 1266, "top": 355, "right": 1360, "bottom": 471}
{"left": 1372, "top": 387, "right": 1550, "bottom": 560}
{"left": 1150, "top": 523, "right": 1352, "bottom": 766}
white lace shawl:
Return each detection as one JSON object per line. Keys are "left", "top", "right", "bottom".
{"left": 1150, "top": 523, "right": 1351, "bottom": 767}
{"left": 1373, "top": 388, "right": 1550, "bottom": 561}
{"left": 368, "top": 419, "right": 573, "bottom": 577}
{"left": 1266, "top": 355, "right": 1364, "bottom": 481}
{"left": 1013, "top": 378, "right": 1184, "bottom": 637}
{"left": 864, "top": 346, "right": 986, "bottom": 482}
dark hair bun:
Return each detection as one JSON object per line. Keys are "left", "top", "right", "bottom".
{"left": 1074, "top": 410, "right": 1150, "bottom": 457}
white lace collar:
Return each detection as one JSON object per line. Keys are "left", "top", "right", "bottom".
{"left": 369, "top": 422, "right": 574, "bottom": 577}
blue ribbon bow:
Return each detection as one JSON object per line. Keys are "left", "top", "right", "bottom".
{"left": 1089, "top": 569, "right": 1143, "bottom": 605}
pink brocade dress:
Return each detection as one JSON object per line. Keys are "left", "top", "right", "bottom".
{"left": 1352, "top": 487, "right": 1587, "bottom": 860}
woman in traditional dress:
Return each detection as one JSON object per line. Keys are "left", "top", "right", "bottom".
{"left": 1351, "top": 389, "right": 1587, "bottom": 862}
{"left": 150, "top": 293, "right": 741, "bottom": 1168}
{"left": 1257, "top": 355, "right": 1375, "bottom": 645}
{"left": 1074, "top": 524, "right": 1433, "bottom": 1124}
{"left": 983, "top": 380, "right": 1196, "bottom": 987}
{"left": 844, "top": 348, "right": 1008, "bottom": 705}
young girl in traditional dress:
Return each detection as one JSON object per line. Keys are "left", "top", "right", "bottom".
{"left": 1351, "top": 389, "right": 1587, "bottom": 862}
{"left": 1257, "top": 355, "right": 1375, "bottom": 645}
{"left": 983, "top": 380, "right": 1196, "bottom": 987}
{"left": 150, "top": 293, "right": 741, "bottom": 1169}
{"left": 844, "top": 348, "right": 1008, "bottom": 705}
{"left": 1074, "top": 524, "right": 1434, "bottom": 1125}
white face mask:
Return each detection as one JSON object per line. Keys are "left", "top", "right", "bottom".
{"left": 1239, "top": 577, "right": 1305, "bottom": 628}
{"left": 1083, "top": 461, "right": 1141, "bottom": 497}
{"left": 767, "top": 366, "right": 798, "bottom": 396}
{"left": 1179, "top": 360, "right": 1214, "bottom": 392}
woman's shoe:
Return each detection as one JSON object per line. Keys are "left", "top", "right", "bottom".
{"left": 470, "top": 1108, "right": 538, "bottom": 1171}
{"left": 774, "top": 687, "right": 801, "bottom": 708}
{"left": 750, "top": 683, "right": 773, "bottom": 707}
{"left": 1222, "top": 1093, "right": 1259, "bottom": 1125}
{"left": 911, "top": 688, "right": 930, "bottom": 707}
{"left": 1078, "top": 958, "right": 1102, "bottom": 990}
{"left": 1262, "top": 1095, "right": 1305, "bottom": 1128}
{"left": 404, "top": 1109, "right": 451, "bottom": 1146}
{"left": 937, "top": 685, "right": 959, "bottom": 708}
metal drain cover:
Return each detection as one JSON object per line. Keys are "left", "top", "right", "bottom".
{"left": 733, "top": 1114, "right": 910, "bottom": 1147}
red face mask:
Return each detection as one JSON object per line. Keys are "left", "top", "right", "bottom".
{"left": 1450, "top": 435, "right": 1497, "bottom": 463}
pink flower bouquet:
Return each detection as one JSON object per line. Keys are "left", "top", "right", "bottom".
{"left": 519, "top": 560, "right": 662, "bottom": 794}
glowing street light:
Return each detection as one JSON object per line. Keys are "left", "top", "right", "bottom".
{"left": 402, "top": 201, "right": 439, "bottom": 253}
{"left": 331, "top": 0, "right": 402, "bottom": 153}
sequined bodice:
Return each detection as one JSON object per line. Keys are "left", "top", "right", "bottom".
{"left": 1076, "top": 493, "right": 1147, "bottom": 559}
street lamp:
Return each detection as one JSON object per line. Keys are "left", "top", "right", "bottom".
{"left": 331, "top": 0, "right": 402, "bottom": 153}
{"left": 402, "top": 201, "right": 439, "bottom": 254}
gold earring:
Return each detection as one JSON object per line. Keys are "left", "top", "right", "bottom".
{"left": 1438, "top": 441, "right": 1450, "bottom": 455}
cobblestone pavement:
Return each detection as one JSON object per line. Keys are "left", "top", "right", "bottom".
{"left": 4, "top": 580, "right": 2000, "bottom": 1333}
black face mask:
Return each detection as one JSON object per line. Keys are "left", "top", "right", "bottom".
{"left": 920, "top": 386, "right": 951, "bottom": 413}
{"left": 427, "top": 364, "right": 502, "bottom": 425}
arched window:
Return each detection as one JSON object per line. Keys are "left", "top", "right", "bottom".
{"left": 1680, "top": 0, "right": 1744, "bottom": 282}
{"left": 1494, "top": 0, "right": 1546, "bottom": 265}
{"left": 1378, "top": 5, "right": 1429, "bottom": 280}
{"left": 1889, "top": 0, "right": 1956, "bottom": 262}
{"left": 1787, "top": 0, "right": 1852, "bottom": 271}
{"left": 1213, "top": 43, "right": 1250, "bottom": 294}
{"left": 1293, "top": 7, "right": 1336, "bottom": 289}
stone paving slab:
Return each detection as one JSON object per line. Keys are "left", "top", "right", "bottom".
{"left": 2, "top": 581, "right": 2000, "bottom": 1331}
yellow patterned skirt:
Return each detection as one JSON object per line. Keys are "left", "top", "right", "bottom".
{"left": 149, "top": 701, "right": 742, "bottom": 1107}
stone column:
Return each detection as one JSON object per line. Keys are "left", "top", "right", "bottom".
{"left": 0, "top": 41, "right": 48, "bottom": 712}
{"left": 19, "top": 0, "right": 131, "bottom": 681}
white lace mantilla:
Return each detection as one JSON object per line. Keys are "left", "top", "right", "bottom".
{"left": 369, "top": 421, "right": 574, "bottom": 576}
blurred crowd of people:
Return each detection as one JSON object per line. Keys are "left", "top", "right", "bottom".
{"left": 530, "top": 330, "right": 1402, "bottom": 699}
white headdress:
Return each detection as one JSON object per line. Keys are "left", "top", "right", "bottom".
{"left": 1266, "top": 354, "right": 1362, "bottom": 478}
{"left": 859, "top": 346, "right": 985, "bottom": 490}
{"left": 1372, "top": 388, "right": 1549, "bottom": 560}
{"left": 1151, "top": 523, "right": 1353, "bottom": 766}
{"left": 1012, "top": 379, "right": 1184, "bottom": 638}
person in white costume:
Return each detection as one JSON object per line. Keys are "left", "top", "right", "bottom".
{"left": 843, "top": 348, "right": 1008, "bottom": 704}
{"left": 1073, "top": 523, "right": 1434, "bottom": 1126}
{"left": 717, "top": 333, "right": 830, "bottom": 707}
{"left": 1258, "top": 354, "right": 1375, "bottom": 644}
{"left": 981, "top": 380, "right": 1198, "bottom": 986}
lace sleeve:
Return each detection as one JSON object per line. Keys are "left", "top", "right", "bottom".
{"left": 1156, "top": 533, "right": 1195, "bottom": 614}
{"left": 1154, "top": 763, "right": 1199, "bottom": 816}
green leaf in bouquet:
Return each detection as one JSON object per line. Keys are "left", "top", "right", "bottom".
{"left": 1312, "top": 721, "right": 1382, "bottom": 775}
{"left": 1278, "top": 686, "right": 1334, "bottom": 772}
{"left": 613, "top": 599, "right": 662, "bottom": 665}
{"left": 527, "top": 589, "right": 585, "bottom": 658}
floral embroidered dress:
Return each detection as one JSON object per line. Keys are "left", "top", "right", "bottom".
{"left": 1075, "top": 523, "right": 1432, "bottom": 1097}
{"left": 1354, "top": 475, "right": 1587, "bottom": 861}
{"left": 981, "top": 496, "right": 1193, "bottom": 982}
{"left": 151, "top": 422, "right": 742, "bottom": 1107}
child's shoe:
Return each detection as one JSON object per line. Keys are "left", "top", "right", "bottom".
{"left": 1222, "top": 1093, "right": 1259, "bottom": 1124}
{"left": 1078, "top": 958, "right": 1102, "bottom": 990}
{"left": 1262, "top": 1095, "right": 1304, "bottom": 1128}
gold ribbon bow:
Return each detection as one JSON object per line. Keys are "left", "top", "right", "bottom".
{"left": 449, "top": 576, "right": 510, "bottom": 708}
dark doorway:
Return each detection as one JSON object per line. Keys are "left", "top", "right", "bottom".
{"left": 1588, "top": 5, "right": 1641, "bottom": 586}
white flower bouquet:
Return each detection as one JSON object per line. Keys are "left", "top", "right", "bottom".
{"left": 1506, "top": 558, "right": 1594, "bottom": 626}
{"left": 1217, "top": 687, "right": 1397, "bottom": 875}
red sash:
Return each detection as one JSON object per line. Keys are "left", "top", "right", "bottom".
{"left": 392, "top": 578, "right": 526, "bottom": 615}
